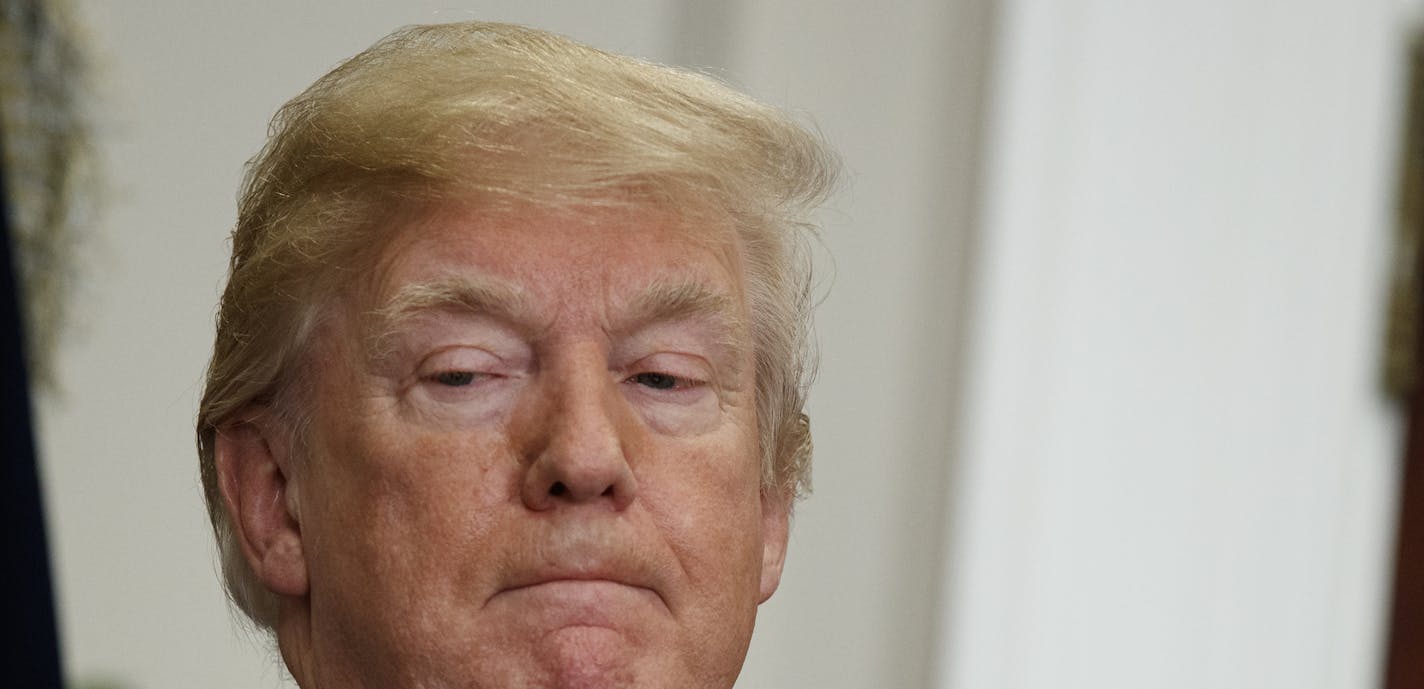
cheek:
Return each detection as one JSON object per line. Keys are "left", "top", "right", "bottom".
{"left": 303, "top": 422, "right": 516, "bottom": 587}
{"left": 637, "top": 438, "right": 765, "bottom": 670}
{"left": 642, "top": 430, "right": 765, "bottom": 579}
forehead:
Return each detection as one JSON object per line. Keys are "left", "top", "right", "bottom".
{"left": 361, "top": 201, "right": 748, "bottom": 324}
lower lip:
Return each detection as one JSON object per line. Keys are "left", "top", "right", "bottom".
{"left": 495, "top": 580, "right": 662, "bottom": 627}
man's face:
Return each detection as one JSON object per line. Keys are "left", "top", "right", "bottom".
{"left": 284, "top": 202, "right": 788, "bottom": 689}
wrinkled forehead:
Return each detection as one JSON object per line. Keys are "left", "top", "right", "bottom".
{"left": 339, "top": 198, "right": 753, "bottom": 346}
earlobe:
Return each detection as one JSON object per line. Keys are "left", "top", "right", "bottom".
{"left": 758, "top": 490, "right": 791, "bottom": 603}
{"left": 214, "top": 416, "right": 309, "bottom": 597}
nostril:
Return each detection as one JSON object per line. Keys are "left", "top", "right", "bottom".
{"left": 549, "top": 481, "right": 567, "bottom": 497}
{"left": 601, "top": 485, "right": 614, "bottom": 497}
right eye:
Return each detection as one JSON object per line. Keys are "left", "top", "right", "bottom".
{"left": 431, "top": 370, "right": 479, "bottom": 387}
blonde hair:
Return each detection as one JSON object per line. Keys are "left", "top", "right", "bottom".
{"left": 196, "top": 21, "right": 838, "bottom": 631}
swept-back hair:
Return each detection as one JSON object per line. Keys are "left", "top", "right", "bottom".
{"left": 196, "top": 21, "right": 839, "bottom": 631}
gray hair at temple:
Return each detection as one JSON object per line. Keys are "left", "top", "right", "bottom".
{"left": 195, "top": 21, "right": 839, "bottom": 631}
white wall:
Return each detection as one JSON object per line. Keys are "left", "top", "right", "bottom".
{"left": 38, "top": 2, "right": 977, "bottom": 689}
{"left": 727, "top": 2, "right": 989, "bottom": 688}
{"left": 937, "top": 1, "right": 1417, "bottom": 688}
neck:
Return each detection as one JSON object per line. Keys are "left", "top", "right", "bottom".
{"left": 276, "top": 597, "right": 322, "bottom": 688}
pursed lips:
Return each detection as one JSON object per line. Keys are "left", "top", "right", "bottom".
{"left": 493, "top": 557, "right": 671, "bottom": 612}
{"left": 488, "top": 571, "right": 668, "bottom": 633}
{"left": 486, "top": 526, "right": 677, "bottom": 613}
{"left": 501, "top": 566, "right": 658, "bottom": 597}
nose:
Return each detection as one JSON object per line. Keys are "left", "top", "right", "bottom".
{"left": 520, "top": 354, "right": 638, "bottom": 512}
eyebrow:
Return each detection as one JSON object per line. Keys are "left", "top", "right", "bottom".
{"left": 617, "top": 278, "right": 751, "bottom": 363}
{"left": 621, "top": 279, "right": 745, "bottom": 334}
{"left": 365, "top": 276, "right": 531, "bottom": 362}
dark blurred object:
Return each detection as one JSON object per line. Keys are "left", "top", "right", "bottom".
{"left": 0, "top": 0, "right": 86, "bottom": 687}
{"left": 0, "top": 98, "right": 63, "bottom": 689}
{"left": 1385, "top": 36, "right": 1424, "bottom": 400}
{"left": 0, "top": 0, "right": 90, "bottom": 391}
{"left": 1384, "top": 34, "right": 1424, "bottom": 689}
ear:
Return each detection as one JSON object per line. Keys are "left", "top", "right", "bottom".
{"left": 758, "top": 489, "right": 792, "bottom": 603}
{"left": 214, "top": 415, "right": 308, "bottom": 597}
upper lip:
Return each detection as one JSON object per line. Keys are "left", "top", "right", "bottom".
{"left": 502, "top": 562, "right": 656, "bottom": 593}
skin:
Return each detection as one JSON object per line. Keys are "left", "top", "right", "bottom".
{"left": 215, "top": 201, "right": 791, "bottom": 689}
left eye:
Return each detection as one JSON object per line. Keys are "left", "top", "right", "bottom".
{"left": 629, "top": 372, "right": 686, "bottom": 390}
